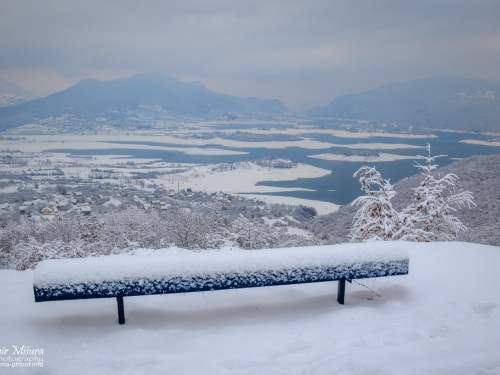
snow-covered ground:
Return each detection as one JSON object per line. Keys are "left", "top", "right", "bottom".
{"left": 1, "top": 241, "right": 499, "bottom": 374}
{"left": 161, "top": 162, "right": 331, "bottom": 196}
{"left": 461, "top": 139, "right": 500, "bottom": 147}
{"left": 240, "top": 194, "right": 339, "bottom": 215}
{"left": 0, "top": 185, "right": 18, "bottom": 193}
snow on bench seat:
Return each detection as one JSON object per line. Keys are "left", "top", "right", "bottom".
{"left": 34, "top": 242, "right": 409, "bottom": 304}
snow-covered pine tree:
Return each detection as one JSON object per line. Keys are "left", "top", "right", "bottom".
{"left": 349, "top": 166, "right": 403, "bottom": 242}
{"left": 403, "top": 143, "right": 475, "bottom": 241}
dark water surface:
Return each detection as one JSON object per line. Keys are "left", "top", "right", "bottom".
{"left": 46, "top": 130, "right": 500, "bottom": 205}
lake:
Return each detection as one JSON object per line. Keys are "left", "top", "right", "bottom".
{"left": 46, "top": 130, "right": 500, "bottom": 205}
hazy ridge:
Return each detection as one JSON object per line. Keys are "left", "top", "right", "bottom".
{"left": 0, "top": 78, "right": 35, "bottom": 108}
{"left": 307, "top": 76, "right": 500, "bottom": 133}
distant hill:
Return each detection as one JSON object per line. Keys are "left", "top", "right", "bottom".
{"left": 306, "top": 76, "right": 500, "bottom": 133}
{"left": 0, "top": 73, "right": 289, "bottom": 132}
{"left": 0, "top": 78, "right": 35, "bottom": 108}
{"left": 301, "top": 153, "right": 500, "bottom": 246}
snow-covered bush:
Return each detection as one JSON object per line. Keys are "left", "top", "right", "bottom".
{"left": 0, "top": 201, "right": 319, "bottom": 269}
{"left": 0, "top": 208, "right": 171, "bottom": 269}
{"left": 11, "top": 240, "right": 88, "bottom": 271}
{"left": 350, "top": 144, "right": 475, "bottom": 242}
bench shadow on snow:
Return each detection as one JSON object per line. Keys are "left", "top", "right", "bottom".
{"left": 30, "top": 282, "right": 411, "bottom": 331}
{"left": 346, "top": 283, "right": 411, "bottom": 307}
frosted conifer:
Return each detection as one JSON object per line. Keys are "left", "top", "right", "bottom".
{"left": 349, "top": 166, "right": 402, "bottom": 242}
{"left": 404, "top": 143, "right": 475, "bottom": 241}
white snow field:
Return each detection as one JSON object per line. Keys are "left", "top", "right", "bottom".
{"left": 1, "top": 241, "right": 500, "bottom": 374}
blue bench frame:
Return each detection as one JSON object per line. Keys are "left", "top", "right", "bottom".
{"left": 34, "top": 260, "right": 409, "bottom": 324}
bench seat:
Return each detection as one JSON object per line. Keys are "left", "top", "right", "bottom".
{"left": 33, "top": 242, "right": 409, "bottom": 324}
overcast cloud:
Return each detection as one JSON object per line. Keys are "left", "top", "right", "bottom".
{"left": 1, "top": 0, "right": 499, "bottom": 111}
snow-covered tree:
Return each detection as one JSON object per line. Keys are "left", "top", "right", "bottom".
{"left": 403, "top": 143, "right": 475, "bottom": 241}
{"left": 230, "top": 216, "right": 285, "bottom": 249}
{"left": 196, "top": 204, "right": 232, "bottom": 250}
{"left": 47, "top": 214, "right": 80, "bottom": 244}
{"left": 350, "top": 144, "right": 475, "bottom": 242}
{"left": 349, "top": 166, "right": 404, "bottom": 242}
{"left": 230, "top": 216, "right": 266, "bottom": 249}
{"left": 167, "top": 208, "right": 208, "bottom": 249}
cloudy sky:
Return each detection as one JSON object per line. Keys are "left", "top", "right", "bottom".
{"left": 1, "top": 0, "right": 499, "bottom": 111}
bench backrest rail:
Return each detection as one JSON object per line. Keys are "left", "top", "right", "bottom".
{"left": 33, "top": 243, "right": 410, "bottom": 324}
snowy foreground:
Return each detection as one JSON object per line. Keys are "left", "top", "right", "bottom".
{"left": 1, "top": 242, "right": 500, "bottom": 374}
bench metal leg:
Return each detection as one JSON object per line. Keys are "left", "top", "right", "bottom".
{"left": 337, "top": 280, "right": 345, "bottom": 304}
{"left": 117, "top": 297, "right": 125, "bottom": 324}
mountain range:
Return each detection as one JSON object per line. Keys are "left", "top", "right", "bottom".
{"left": 307, "top": 76, "right": 500, "bottom": 133}
{"left": 0, "top": 73, "right": 289, "bottom": 132}
{"left": 1, "top": 74, "right": 499, "bottom": 133}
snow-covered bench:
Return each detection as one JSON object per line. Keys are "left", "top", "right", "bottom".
{"left": 33, "top": 242, "right": 409, "bottom": 324}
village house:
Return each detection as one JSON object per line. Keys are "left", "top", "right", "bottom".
{"left": 57, "top": 201, "right": 68, "bottom": 210}
{"left": 41, "top": 207, "right": 53, "bottom": 215}
{"left": 81, "top": 206, "right": 92, "bottom": 215}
